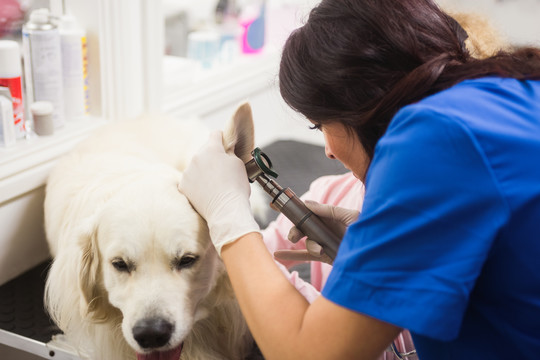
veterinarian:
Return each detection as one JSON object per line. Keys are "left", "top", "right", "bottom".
{"left": 179, "top": 0, "right": 540, "bottom": 359}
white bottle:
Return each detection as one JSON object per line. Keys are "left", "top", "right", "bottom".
{"left": 0, "top": 87, "right": 16, "bottom": 147}
{"left": 22, "top": 8, "right": 65, "bottom": 129}
{"left": 59, "top": 14, "right": 88, "bottom": 119}
{"left": 0, "top": 40, "right": 26, "bottom": 139}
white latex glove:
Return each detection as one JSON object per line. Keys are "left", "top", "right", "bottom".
{"left": 274, "top": 200, "right": 360, "bottom": 264}
{"left": 178, "top": 131, "right": 260, "bottom": 255}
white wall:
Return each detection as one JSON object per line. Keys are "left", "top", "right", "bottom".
{"left": 201, "top": 83, "right": 323, "bottom": 148}
{"left": 438, "top": 0, "right": 540, "bottom": 46}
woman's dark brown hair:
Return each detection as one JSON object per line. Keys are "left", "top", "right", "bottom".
{"left": 279, "top": 0, "right": 540, "bottom": 160}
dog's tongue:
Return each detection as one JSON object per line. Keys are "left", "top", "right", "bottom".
{"left": 136, "top": 344, "right": 182, "bottom": 360}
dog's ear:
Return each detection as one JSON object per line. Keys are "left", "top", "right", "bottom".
{"left": 77, "top": 218, "right": 111, "bottom": 322}
{"left": 222, "top": 102, "right": 255, "bottom": 163}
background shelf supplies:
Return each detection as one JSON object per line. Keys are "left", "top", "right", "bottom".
{"left": 22, "top": 8, "right": 65, "bottom": 129}
{"left": 0, "top": 40, "right": 25, "bottom": 140}
{"left": 22, "top": 8, "right": 89, "bottom": 131}
{"left": 58, "top": 13, "right": 89, "bottom": 119}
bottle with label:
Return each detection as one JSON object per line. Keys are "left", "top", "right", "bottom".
{"left": 215, "top": 0, "right": 241, "bottom": 64}
{"left": 22, "top": 8, "right": 65, "bottom": 129}
{"left": 239, "top": 0, "right": 266, "bottom": 54}
{"left": 0, "top": 40, "right": 26, "bottom": 139}
{"left": 58, "top": 14, "right": 89, "bottom": 119}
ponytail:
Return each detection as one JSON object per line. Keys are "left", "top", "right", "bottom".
{"left": 279, "top": 0, "right": 540, "bottom": 160}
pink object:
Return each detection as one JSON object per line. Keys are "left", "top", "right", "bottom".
{"left": 239, "top": 2, "right": 266, "bottom": 54}
{"left": 0, "top": 0, "right": 24, "bottom": 37}
{"left": 240, "top": 20, "right": 258, "bottom": 54}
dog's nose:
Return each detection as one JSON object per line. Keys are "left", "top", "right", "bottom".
{"left": 133, "top": 318, "right": 174, "bottom": 349}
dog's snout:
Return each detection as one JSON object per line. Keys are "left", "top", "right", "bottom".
{"left": 133, "top": 318, "right": 174, "bottom": 349}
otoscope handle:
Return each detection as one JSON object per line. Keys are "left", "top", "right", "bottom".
{"left": 273, "top": 188, "right": 341, "bottom": 260}
{"left": 245, "top": 148, "right": 341, "bottom": 260}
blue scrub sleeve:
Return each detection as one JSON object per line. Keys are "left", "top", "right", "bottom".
{"left": 322, "top": 105, "right": 508, "bottom": 341}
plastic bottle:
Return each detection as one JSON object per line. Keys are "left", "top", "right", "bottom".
{"left": 22, "top": 8, "right": 65, "bottom": 129}
{"left": 187, "top": 30, "right": 221, "bottom": 69}
{"left": 0, "top": 87, "right": 16, "bottom": 147}
{"left": 58, "top": 14, "right": 88, "bottom": 119}
{"left": 30, "top": 101, "right": 54, "bottom": 136}
{"left": 239, "top": 0, "right": 266, "bottom": 54}
{"left": 0, "top": 40, "right": 26, "bottom": 138}
{"left": 215, "top": 0, "right": 241, "bottom": 64}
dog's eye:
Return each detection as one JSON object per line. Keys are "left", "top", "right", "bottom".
{"left": 172, "top": 255, "right": 199, "bottom": 270}
{"left": 112, "top": 258, "right": 132, "bottom": 273}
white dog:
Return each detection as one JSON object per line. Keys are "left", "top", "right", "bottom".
{"left": 44, "top": 104, "right": 258, "bottom": 360}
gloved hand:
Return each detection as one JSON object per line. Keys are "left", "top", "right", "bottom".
{"left": 178, "top": 131, "right": 260, "bottom": 255}
{"left": 274, "top": 200, "right": 359, "bottom": 264}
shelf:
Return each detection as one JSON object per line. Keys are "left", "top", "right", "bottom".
{"left": 0, "top": 117, "right": 107, "bottom": 205}
{"left": 162, "top": 49, "right": 280, "bottom": 117}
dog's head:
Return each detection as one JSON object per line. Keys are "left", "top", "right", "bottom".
{"left": 74, "top": 104, "right": 255, "bottom": 359}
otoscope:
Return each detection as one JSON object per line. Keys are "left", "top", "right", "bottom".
{"left": 244, "top": 148, "right": 341, "bottom": 261}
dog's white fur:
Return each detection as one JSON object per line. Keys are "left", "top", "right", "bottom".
{"left": 44, "top": 104, "right": 257, "bottom": 360}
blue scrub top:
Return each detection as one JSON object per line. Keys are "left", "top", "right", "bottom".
{"left": 322, "top": 77, "right": 540, "bottom": 359}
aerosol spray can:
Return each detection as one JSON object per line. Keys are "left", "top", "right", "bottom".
{"left": 22, "top": 8, "right": 65, "bottom": 129}
{"left": 0, "top": 40, "right": 26, "bottom": 138}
